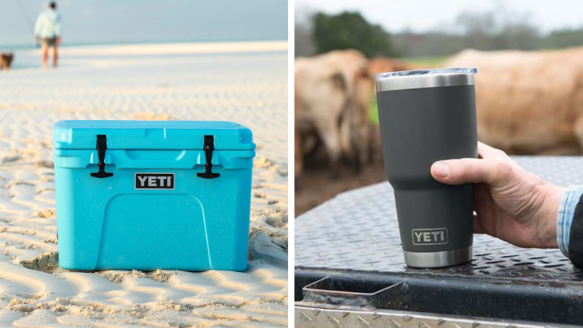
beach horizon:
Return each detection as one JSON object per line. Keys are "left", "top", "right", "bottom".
{"left": 1, "top": 40, "right": 287, "bottom": 71}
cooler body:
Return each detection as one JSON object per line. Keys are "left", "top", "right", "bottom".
{"left": 53, "top": 120, "right": 255, "bottom": 271}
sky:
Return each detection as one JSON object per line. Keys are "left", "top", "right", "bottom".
{"left": 295, "top": 0, "right": 583, "bottom": 33}
{"left": 0, "top": 0, "right": 287, "bottom": 48}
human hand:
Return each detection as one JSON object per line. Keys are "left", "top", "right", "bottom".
{"left": 430, "top": 142, "right": 564, "bottom": 249}
{"left": 56, "top": 37, "right": 61, "bottom": 45}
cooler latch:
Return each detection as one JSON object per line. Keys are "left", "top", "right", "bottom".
{"left": 197, "top": 135, "right": 220, "bottom": 179}
{"left": 90, "top": 135, "right": 113, "bottom": 178}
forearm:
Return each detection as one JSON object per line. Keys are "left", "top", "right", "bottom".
{"left": 55, "top": 20, "right": 62, "bottom": 38}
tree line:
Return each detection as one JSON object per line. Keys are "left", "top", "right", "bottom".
{"left": 295, "top": 8, "right": 583, "bottom": 58}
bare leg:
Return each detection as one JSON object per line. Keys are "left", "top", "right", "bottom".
{"left": 52, "top": 44, "right": 58, "bottom": 68}
{"left": 316, "top": 119, "right": 343, "bottom": 177}
{"left": 41, "top": 42, "right": 48, "bottom": 70}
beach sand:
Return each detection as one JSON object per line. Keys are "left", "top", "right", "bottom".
{"left": 0, "top": 42, "right": 288, "bottom": 327}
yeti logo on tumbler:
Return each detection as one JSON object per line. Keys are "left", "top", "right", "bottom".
{"left": 412, "top": 228, "right": 448, "bottom": 245}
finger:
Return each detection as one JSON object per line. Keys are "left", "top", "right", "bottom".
{"left": 478, "top": 142, "right": 509, "bottom": 159}
{"left": 431, "top": 158, "right": 511, "bottom": 187}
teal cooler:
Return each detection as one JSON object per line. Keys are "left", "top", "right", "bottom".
{"left": 53, "top": 120, "right": 256, "bottom": 271}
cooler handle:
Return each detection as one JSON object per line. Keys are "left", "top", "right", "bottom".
{"left": 197, "top": 135, "right": 220, "bottom": 179}
{"left": 90, "top": 135, "right": 113, "bottom": 178}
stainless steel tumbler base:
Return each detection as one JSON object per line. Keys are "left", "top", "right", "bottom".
{"left": 404, "top": 246, "right": 472, "bottom": 268}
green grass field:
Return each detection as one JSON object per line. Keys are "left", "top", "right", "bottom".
{"left": 369, "top": 98, "right": 379, "bottom": 124}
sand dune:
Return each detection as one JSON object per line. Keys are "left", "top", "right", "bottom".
{"left": 0, "top": 43, "right": 288, "bottom": 327}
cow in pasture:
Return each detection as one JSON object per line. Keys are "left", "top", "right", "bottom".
{"left": 295, "top": 50, "right": 374, "bottom": 179}
{"left": 446, "top": 48, "right": 583, "bottom": 155}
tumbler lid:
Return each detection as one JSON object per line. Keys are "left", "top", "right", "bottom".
{"left": 376, "top": 67, "right": 477, "bottom": 92}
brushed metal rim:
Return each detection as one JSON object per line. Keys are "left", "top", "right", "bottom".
{"left": 404, "top": 246, "right": 472, "bottom": 268}
{"left": 376, "top": 71, "right": 475, "bottom": 92}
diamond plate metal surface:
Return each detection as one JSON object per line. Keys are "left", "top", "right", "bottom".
{"left": 295, "top": 157, "right": 583, "bottom": 282}
{"left": 295, "top": 306, "right": 569, "bottom": 328}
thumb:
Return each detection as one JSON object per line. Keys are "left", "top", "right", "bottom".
{"left": 431, "top": 158, "right": 512, "bottom": 187}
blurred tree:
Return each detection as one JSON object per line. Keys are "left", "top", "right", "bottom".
{"left": 295, "top": 6, "right": 315, "bottom": 57}
{"left": 296, "top": 5, "right": 583, "bottom": 59}
{"left": 312, "top": 11, "right": 394, "bottom": 58}
{"left": 543, "top": 28, "right": 583, "bottom": 49}
{"left": 455, "top": 7, "right": 539, "bottom": 51}
{"left": 296, "top": 23, "right": 315, "bottom": 57}
{"left": 391, "top": 6, "right": 541, "bottom": 58}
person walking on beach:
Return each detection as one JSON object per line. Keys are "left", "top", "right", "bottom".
{"left": 34, "top": 2, "right": 62, "bottom": 69}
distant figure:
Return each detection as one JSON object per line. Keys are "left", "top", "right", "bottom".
{"left": 0, "top": 53, "right": 14, "bottom": 71}
{"left": 34, "top": 2, "right": 61, "bottom": 69}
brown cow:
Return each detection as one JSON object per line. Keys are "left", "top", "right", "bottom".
{"left": 295, "top": 50, "right": 373, "bottom": 178}
{"left": 446, "top": 48, "right": 583, "bottom": 155}
{"left": 0, "top": 53, "right": 13, "bottom": 71}
{"left": 369, "top": 57, "right": 427, "bottom": 78}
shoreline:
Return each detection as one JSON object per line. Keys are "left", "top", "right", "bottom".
{"left": 5, "top": 40, "right": 288, "bottom": 56}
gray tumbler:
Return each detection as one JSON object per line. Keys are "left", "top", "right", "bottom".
{"left": 375, "top": 68, "right": 478, "bottom": 268}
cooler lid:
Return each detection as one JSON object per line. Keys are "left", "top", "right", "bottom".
{"left": 53, "top": 120, "right": 255, "bottom": 151}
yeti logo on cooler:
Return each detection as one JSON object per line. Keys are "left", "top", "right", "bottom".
{"left": 412, "top": 228, "right": 448, "bottom": 245}
{"left": 135, "top": 173, "right": 175, "bottom": 190}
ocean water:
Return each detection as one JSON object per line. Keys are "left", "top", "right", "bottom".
{"left": 3, "top": 41, "right": 287, "bottom": 71}
{"left": 0, "top": 0, "right": 287, "bottom": 51}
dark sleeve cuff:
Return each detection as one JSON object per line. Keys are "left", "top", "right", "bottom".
{"left": 568, "top": 192, "right": 583, "bottom": 268}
